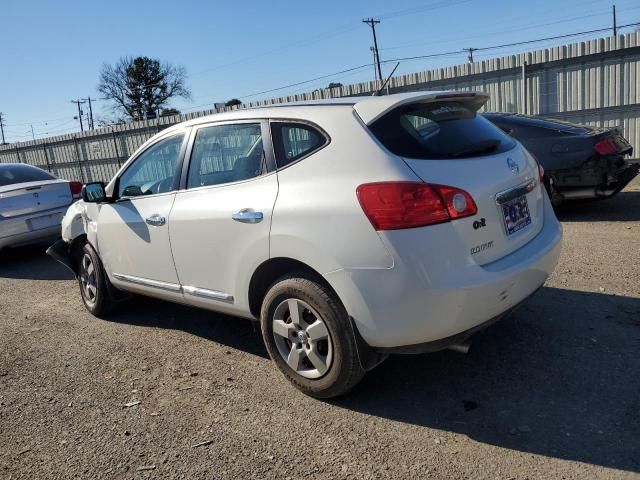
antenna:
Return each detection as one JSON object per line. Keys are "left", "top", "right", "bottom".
{"left": 373, "top": 62, "right": 400, "bottom": 96}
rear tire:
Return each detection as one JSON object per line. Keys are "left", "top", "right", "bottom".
{"left": 260, "top": 273, "right": 365, "bottom": 399}
{"left": 77, "top": 242, "right": 116, "bottom": 317}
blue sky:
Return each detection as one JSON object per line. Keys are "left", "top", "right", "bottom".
{"left": 1, "top": 0, "right": 638, "bottom": 142}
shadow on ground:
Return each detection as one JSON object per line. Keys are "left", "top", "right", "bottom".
{"left": 106, "top": 296, "right": 269, "bottom": 359}
{"left": 95, "top": 283, "right": 640, "bottom": 473}
{"left": 555, "top": 190, "right": 640, "bottom": 222}
{"left": 3, "top": 246, "right": 639, "bottom": 473}
{"left": 333, "top": 287, "right": 640, "bottom": 473}
{"left": 0, "top": 243, "right": 74, "bottom": 280}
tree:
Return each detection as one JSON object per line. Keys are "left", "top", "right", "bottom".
{"left": 98, "top": 56, "right": 190, "bottom": 121}
{"left": 225, "top": 98, "right": 242, "bottom": 107}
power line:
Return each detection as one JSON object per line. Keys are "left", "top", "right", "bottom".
{"left": 378, "top": 4, "right": 640, "bottom": 52}
{"left": 377, "top": 21, "right": 640, "bottom": 66}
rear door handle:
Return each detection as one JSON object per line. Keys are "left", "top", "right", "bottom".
{"left": 232, "top": 209, "right": 263, "bottom": 224}
{"left": 145, "top": 214, "right": 166, "bottom": 227}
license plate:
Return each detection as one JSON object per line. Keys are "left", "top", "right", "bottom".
{"left": 29, "top": 214, "right": 61, "bottom": 231}
{"left": 502, "top": 195, "right": 531, "bottom": 235}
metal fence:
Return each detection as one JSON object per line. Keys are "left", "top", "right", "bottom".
{"left": 2, "top": 31, "right": 639, "bottom": 182}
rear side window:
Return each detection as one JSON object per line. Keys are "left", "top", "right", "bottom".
{"left": 370, "top": 101, "right": 516, "bottom": 159}
{"left": 271, "top": 123, "right": 327, "bottom": 168}
{"left": 0, "top": 164, "right": 55, "bottom": 187}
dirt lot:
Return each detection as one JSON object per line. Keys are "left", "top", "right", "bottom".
{"left": 1, "top": 178, "right": 639, "bottom": 480}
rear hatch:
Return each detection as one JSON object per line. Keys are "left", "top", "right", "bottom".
{"left": 363, "top": 93, "right": 544, "bottom": 265}
{"left": 0, "top": 180, "right": 72, "bottom": 218}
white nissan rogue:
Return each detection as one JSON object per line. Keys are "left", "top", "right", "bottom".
{"left": 49, "top": 91, "right": 562, "bottom": 398}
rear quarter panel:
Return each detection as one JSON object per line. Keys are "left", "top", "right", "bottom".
{"left": 269, "top": 108, "right": 416, "bottom": 274}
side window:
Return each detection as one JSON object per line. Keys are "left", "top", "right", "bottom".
{"left": 271, "top": 123, "right": 327, "bottom": 168}
{"left": 187, "top": 123, "right": 264, "bottom": 188}
{"left": 118, "top": 134, "right": 184, "bottom": 198}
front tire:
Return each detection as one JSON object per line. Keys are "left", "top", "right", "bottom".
{"left": 260, "top": 273, "right": 365, "bottom": 399}
{"left": 78, "top": 242, "right": 116, "bottom": 317}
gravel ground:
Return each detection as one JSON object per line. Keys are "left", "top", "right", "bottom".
{"left": 1, "top": 178, "right": 639, "bottom": 480}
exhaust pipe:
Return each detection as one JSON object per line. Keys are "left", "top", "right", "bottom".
{"left": 447, "top": 341, "right": 472, "bottom": 354}
{"left": 561, "top": 188, "right": 617, "bottom": 200}
{"left": 561, "top": 188, "right": 596, "bottom": 200}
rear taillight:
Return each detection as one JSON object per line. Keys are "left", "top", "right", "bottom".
{"left": 530, "top": 153, "right": 544, "bottom": 182}
{"left": 356, "top": 181, "right": 477, "bottom": 231}
{"left": 69, "top": 181, "right": 83, "bottom": 196}
{"left": 594, "top": 137, "right": 620, "bottom": 156}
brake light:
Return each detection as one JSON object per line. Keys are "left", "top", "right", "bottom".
{"left": 356, "top": 182, "right": 477, "bottom": 231}
{"left": 594, "top": 138, "right": 619, "bottom": 156}
{"left": 69, "top": 181, "right": 83, "bottom": 196}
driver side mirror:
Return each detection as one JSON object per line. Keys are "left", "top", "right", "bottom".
{"left": 81, "top": 182, "right": 107, "bottom": 203}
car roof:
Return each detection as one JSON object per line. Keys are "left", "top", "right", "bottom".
{"left": 0, "top": 163, "right": 43, "bottom": 169}
{"left": 170, "top": 91, "right": 489, "bottom": 132}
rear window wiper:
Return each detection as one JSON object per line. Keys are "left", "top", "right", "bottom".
{"left": 448, "top": 139, "right": 500, "bottom": 158}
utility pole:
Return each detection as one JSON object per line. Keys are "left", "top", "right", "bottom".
{"left": 370, "top": 47, "right": 379, "bottom": 82}
{"left": 30, "top": 125, "right": 35, "bottom": 141}
{"left": 465, "top": 48, "right": 477, "bottom": 64}
{"left": 612, "top": 4, "right": 617, "bottom": 36}
{"left": 85, "top": 96, "right": 95, "bottom": 130}
{"left": 0, "top": 113, "right": 5, "bottom": 144}
{"left": 362, "top": 18, "right": 383, "bottom": 86}
{"left": 71, "top": 99, "right": 85, "bottom": 132}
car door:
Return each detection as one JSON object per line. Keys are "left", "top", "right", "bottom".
{"left": 97, "top": 130, "right": 188, "bottom": 302}
{"left": 169, "top": 120, "right": 277, "bottom": 317}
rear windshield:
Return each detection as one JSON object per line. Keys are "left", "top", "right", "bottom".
{"left": 0, "top": 164, "right": 55, "bottom": 187}
{"left": 370, "top": 101, "right": 516, "bottom": 159}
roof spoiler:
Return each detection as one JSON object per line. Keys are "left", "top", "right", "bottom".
{"left": 354, "top": 91, "right": 490, "bottom": 125}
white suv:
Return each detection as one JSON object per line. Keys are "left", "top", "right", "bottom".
{"left": 49, "top": 92, "right": 562, "bottom": 398}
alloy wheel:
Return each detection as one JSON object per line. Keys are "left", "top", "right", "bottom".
{"left": 79, "top": 254, "right": 97, "bottom": 305}
{"left": 272, "top": 298, "right": 333, "bottom": 379}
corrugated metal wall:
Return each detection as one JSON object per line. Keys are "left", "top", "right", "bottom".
{"left": 1, "top": 31, "right": 639, "bottom": 182}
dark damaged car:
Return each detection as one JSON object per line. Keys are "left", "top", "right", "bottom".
{"left": 484, "top": 113, "right": 638, "bottom": 206}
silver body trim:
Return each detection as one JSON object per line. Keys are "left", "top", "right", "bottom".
{"left": 183, "top": 285, "right": 234, "bottom": 302}
{"left": 112, "top": 273, "right": 182, "bottom": 293}
{"left": 495, "top": 178, "right": 537, "bottom": 205}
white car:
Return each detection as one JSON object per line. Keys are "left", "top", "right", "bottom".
{"left": 49, "top": 91, "right": 562, "bottom": 398}
{"left": 0, "top": 163, "right": 82, "bottom": 251}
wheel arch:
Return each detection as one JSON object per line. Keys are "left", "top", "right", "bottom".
{"left": 249, "top": 257, "right": 386, "bottom": 373}
{"left": 248, "top": 257, "right": 337, "bottom": 319}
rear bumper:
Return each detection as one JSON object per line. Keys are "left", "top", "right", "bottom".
{"left": 553, "top": 159, "right": 639, "bottom": 199}
{"left": 325, "top": 194, "right": 562, "bottom": 349}
{"left": 0, "top": 224, "right": 61, "bottom": 249}
{"left": 376, "top": 291, "right": 537, "bottom": 354}
{"left": 0, "top": 207, "right": 67, "bottom": 249}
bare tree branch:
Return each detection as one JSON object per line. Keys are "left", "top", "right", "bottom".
{"left": 98, "top": 56, "right": 190, "bottom": 121}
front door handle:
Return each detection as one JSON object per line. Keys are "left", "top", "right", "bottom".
{"left": 232, "top": 209, "right": 263, "bottom": 224}
{"left": 145, "top": 214, "right": 166, "bottom": 227}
